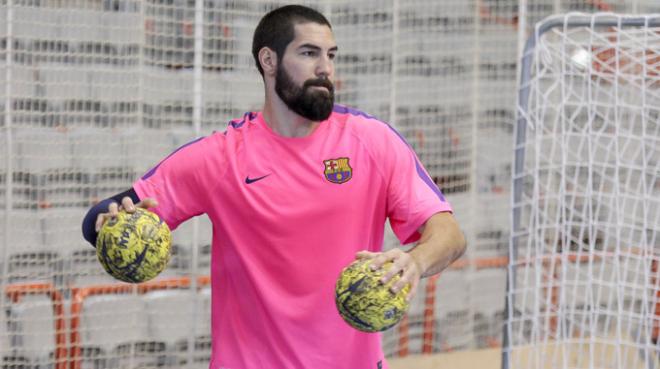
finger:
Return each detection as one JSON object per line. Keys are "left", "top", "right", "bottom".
{"left": 136, "top": 198, "right": 158, "bottom": 209}
{"left": 405, "top": 280, "right": 418, "bottom": 302}
{"left": 369, "top": 249, "right": 402, "bottom": 270}
{"left": 108, "top": 202, "right": 119, "bottom": 217}
{"left": 391, "top": 265, "right": 417, "bottom": 294}
{"left": 380, "top": 256, "right": 407, "bottom": 284}
{"left": 95, "top": 213, "right": 108, "bottom": 232}
{"left": 356, "top": 251, "right": 378, "bottom": 259}
{"left": 369, "top": 253, "right": 392, "bottom": 271}
{"left": 122, "top": 197, "right": 136, "bottom": 212}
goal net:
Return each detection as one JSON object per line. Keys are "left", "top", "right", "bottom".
{"left": 1, "top": 1, "right": 659, "bottom": 368}
{"left": 506, "top": 13, "right": 660, "bottom": 369}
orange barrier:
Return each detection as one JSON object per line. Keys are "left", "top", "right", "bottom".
{"left": 422, "top": 274, "right": 440, "bottom": 354}
{"left": 7, "top": 263, "right": 499, "bottom": 367}
{"left": 396, "top": 256, "right": 509, "bottom": 355}
{"left": 478, "top": 0, "right": 612, "bottom": 30}
{"left": 652, "top": 260, "right": 660, "bottom": 341}
{"left": 397, "top": 315, "right": 410, "bottom": 357}
{"left": 68, "top": 276, "right": 210, "bottom": 369}
{"left": 14, "top": 251, "right": 654, "bottom": 365}
{"left": 5, "top": 282, "right": 67, "bottom": 369}
{"left": 391, "top": 252, "right": 628, "bottom": 354}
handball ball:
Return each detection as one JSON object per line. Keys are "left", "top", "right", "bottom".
{"left": 335, "top": 259, "right": 410, "bottom": 332}
{"left": 96, "top": 208, "right": 171, "bottom": 283}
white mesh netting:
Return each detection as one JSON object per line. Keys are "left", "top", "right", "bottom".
{"left": 1, "top": 1, "right": 659, "bottom": 368}
{"left": 506, "top": 13, "right": 660, "bottom": 369}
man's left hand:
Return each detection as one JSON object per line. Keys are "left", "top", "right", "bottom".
{"left": 355, "top": 249, "right": 422, "bottom": 302}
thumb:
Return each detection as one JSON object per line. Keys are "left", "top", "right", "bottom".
{"left": 137, "top": 198, "right": 159, "bottom": 209}
{"left": 356, "top": 251, "right": 378, "bottom": 259}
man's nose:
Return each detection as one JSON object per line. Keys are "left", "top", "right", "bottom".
{"left": 316, "top": 55, "right": 333, "bottom": 78}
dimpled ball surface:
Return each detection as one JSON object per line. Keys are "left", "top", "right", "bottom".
{"left": 335, "top": 259, "right": 410, "bottom": 332}
{"left": 96, "top": 208, "right": 171, "bottom": 283}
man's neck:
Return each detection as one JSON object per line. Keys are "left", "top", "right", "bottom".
{"left": 262, "top": 94, "right": 320, "bottom": 138}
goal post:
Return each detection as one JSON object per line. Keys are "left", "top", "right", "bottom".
{"left": 506, "top": 13, "right": 660, "bottom": 369}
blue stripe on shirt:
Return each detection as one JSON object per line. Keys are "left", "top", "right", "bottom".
{"left": 141, "top": 136, "right": 205, "bottom": 180}
{"left": 335, "top": 104, "right": 446, "bottom": 202}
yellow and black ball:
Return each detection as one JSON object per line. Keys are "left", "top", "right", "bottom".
{"left": 335, "top": 259, "right": 410, "bottom": 332}
{"left": 96, "top": 208, "right": 171, "bottom": 283}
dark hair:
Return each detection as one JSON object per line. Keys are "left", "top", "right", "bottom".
{"left": 252, "top": 5, "right": 332, "bottom": 76}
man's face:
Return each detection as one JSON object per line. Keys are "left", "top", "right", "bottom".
{"left": 275, "top": 22, "right": 337, "bottom": 121}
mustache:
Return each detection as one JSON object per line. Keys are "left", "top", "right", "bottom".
{"left": 303, "top": 78, "right": 334, "bottom": 92}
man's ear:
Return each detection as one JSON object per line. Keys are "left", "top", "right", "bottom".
{"left": 258, "top": 47, "right": 277, "bottom": 76}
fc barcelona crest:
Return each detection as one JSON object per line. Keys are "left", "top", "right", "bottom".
{"left": 323, "top": 157, "right": 352, "bottom": 184}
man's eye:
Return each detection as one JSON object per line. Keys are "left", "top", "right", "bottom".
{"left": 302, "top": 51, "right": 316, "bottom": 56}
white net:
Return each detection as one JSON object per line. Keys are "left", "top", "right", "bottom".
{"left": 507, "top": 13, "right": 660, "bottom": 369}
{"left": 0, "top": 0, "right": 658, "bottom": 368}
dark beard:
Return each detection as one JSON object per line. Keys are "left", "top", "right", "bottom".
{"left": 275, "top": 65, "right": 335, "bottom": 122}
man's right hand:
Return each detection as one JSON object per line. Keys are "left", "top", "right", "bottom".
{"left": 95, "top": 197, "right": 158, "bottom": 232}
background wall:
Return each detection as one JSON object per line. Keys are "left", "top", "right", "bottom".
{"left": 1, "top": 1, "right": 658, "bottom": 368}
